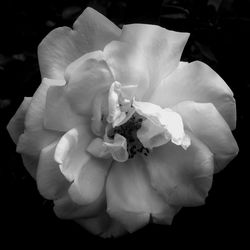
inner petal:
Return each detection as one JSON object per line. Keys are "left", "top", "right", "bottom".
{"left": 133, "top": 100, "right": 190, "bottom": 150}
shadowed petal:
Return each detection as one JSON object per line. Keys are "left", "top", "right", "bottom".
{"left": 76, "top": 212, "right": 126, "bottom": 238}
{"left": 150, "top": 61, "right": 236, "bottom": 130}
{"left": 106, "top": 157, "right": 178, "bottom": 232}
{"left": 53, "top": 191, "right": 106, "bottom": 220}
{"left": 38, "top": 7, "right": 121, "bottom": 80}
{"left": 145, "top": 132, "right": 214, "bottom": 207}
{"left": 7, "top": 97, "right": 31, "bottom": 144}
{"left": 173, "top": 101, "right": 239, "bottom": 172}
{"left": 25, "top": 78, "right": 65, "bottom": 131}
{"left": 36, "top": 140, "right": 70, "bottom": 200}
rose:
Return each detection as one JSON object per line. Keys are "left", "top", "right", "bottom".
{"left": 7, "top": 7, "right": 238, "bottom": 237}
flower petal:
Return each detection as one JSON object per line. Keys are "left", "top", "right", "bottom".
{"left": 44, "top": 85, "right": 88, "bottom": 132}
{"left": 64, "top": 50, "right": 114, "bottom": 116}
{"left": 104, "top": 24, "right": 189, "bottom": 100}
{"left": 137, "top": 119, "right": 170, "bottom": 149}
{"left": 53, "top": 191, "right": 106, "bottom": 220}
{"left": 150, "top": 61, "right": 236, "bottom": 130}
{"left": 54, "top": 126, "right": 93, "bottom": 182}
{"left": 106, "top": 157, "right": 178, "bottom": 232}
{"left": 173, "top": 101, "right": 239, "bottom": 172}
{"left": 17, "top": 129, "right": 60, "bottom": 157}
{"left": 133, "top": 100, "right": 190, "bottom": 149}
{"left": 24, "top": 78, "right": 65, "bottom": 131}
{"left": 104, "top": 134, "right": 129, "bottom": 162}
{"left": 36, "top": 140, "right": 70, "bottom": 200}
{"left": 21, "top": 154, "right": 38, "bottom": 178}
{"left": 76, "top": 212, "right": 126, "bottom": 238}
{"left": 54, "top": 125, "right": 112, "bottom": 205}
{"left": 68, "top": 156, "right": 111, "bottom": 205}
{"left": 38, "top": 7, "right": 121, "bottom": 79}
{"left": 145, "top": 132, "right": 214, "bottom": 207}
{"left": 7, "top": 97, "right": 31, "bottom": 144}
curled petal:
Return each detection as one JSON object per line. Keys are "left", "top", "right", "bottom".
{"left": 133, "top": 100, "right": 190, "bottom": 149}
{"left": 86, "top": 138, "right": 111, "bottom": 159}
{"left": 137, "top": 119, "right": 170, "bottom": 149}
{"left": 104, "top": 134, "right": 129, "bottom": 162}
{"left": 106, "top": 157, "right": 178, "bottom": 232}
{"left": 173, "top": 101, "right": 239, "bottom": 172}
{"left": 145, "top": 132, "right": 214, "bottom": 207}
{"left": 7, "top": 97, "right": 31, "bottom": 144}
{"left": 38, "top": 7, "right": 121, "bottom": 79}
{"left": 37, "top": 140, "right": 70, "bottom": 200}
{"left": 150, "top": 61, "right": 236, "bottom": 130}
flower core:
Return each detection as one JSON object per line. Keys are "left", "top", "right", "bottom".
{"left": 107, "top": 112, "right": 150, "bottom": 158}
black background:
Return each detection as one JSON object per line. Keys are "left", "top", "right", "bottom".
{"left": 0, "top": 0, "right": 248, "bottom": 247}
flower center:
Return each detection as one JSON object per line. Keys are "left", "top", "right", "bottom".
{"left": 107, "top": 112, "right": 150, "bottom": 158}
{"left": 87, "top": 81, "right": 190, "bottom": 163}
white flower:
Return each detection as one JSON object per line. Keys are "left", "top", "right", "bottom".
{"left": 7, "top": 7, "right": 238, "bottom": 237}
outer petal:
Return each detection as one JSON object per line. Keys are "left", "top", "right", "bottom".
{"left": 36, "top": 140, "right": 70, "bottom": 200}
{"left": 21, "top": 154, "right": 38, "bottom": 178}
{"left": 7, "top": 97, "right": 31, "bottom": 144}
{"left": 55, "top": 126, "right": 112, "bottom": 205}
{"left": 145, "top": 132, "right": 214, "bottom": 207}
{"left": 38, "top": 7, "right": 121, "bottom": 80}
{"left": 104, "top": 24, "right": 189, "bottom": 100}
{"left": 77, "top": 212, "right": 126, "bottom": 238}
{"left": 173, "top": 101, "right": 239, "bottom": 172}
{"left": 53, "top": 191, "right": 106, "bottom": 220}
{"left": 150, "top": 61, "right": 236, "bottom": 130}
{"left": 106, "top": 157, "right": 178, "bottom": 233}
{"left": 25, "top": 78, "right": 65, "bottom": 131}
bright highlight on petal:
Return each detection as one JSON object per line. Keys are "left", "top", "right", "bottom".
{"left": 133, "top": 100, "right": 190, "bottom": 149}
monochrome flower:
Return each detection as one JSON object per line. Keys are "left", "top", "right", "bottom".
{"left": 7, "top": 7, "right": 238, "bottom": 237}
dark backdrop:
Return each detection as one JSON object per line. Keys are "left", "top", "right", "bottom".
{"left": 0, "top": 0, "right": 248, "bottom": 247}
